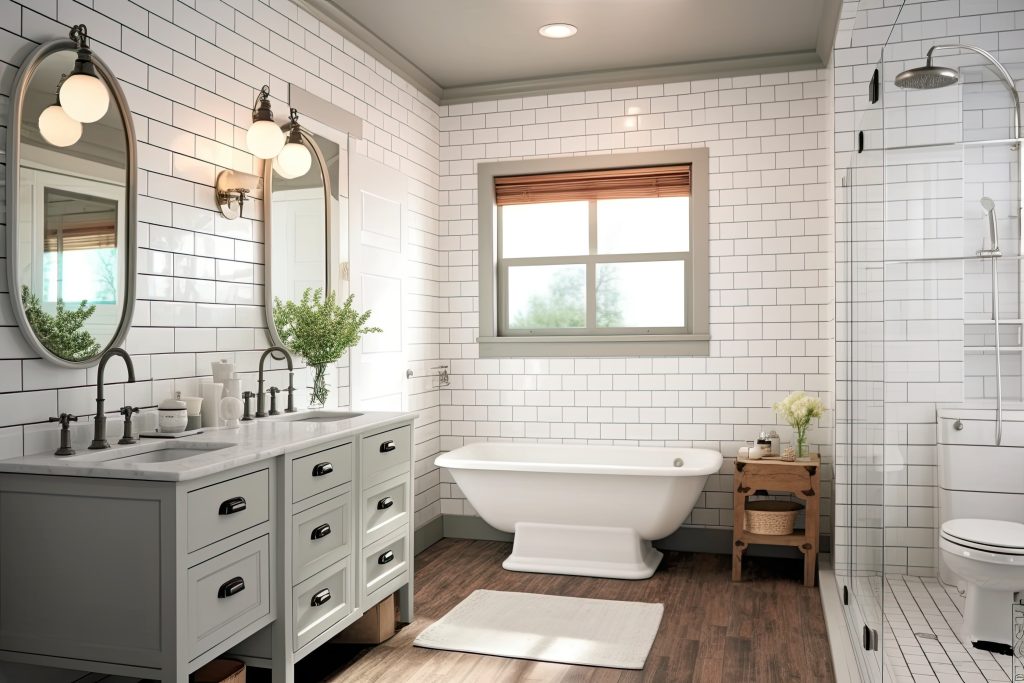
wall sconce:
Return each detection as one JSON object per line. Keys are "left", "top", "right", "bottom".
{"left": 216, "top": 170, "right": 263, "bottom": 219}
{"left": 247, "top": 85, "right": 285, "bottom": 159}
{"left": 272, "top": 108, "right": 312, "bottom": 179}
{"left": 59, "top": 25, "right": 109, "bottom": 123}
{"left": 38, "top": 74, "right": 83, "bottom": 147}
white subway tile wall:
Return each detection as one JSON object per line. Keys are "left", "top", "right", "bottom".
{"left": 437, "top": 73, "right": 836, "bottom": 531}
{"left": 0, "top": 0, "right": 443, "bottom": 529}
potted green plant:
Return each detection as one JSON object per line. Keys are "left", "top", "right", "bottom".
{"left": 273, "top": 287, "right": 381, "bottom": 408}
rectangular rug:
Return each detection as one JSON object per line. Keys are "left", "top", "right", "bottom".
{"left": 413, "top": 589, "right": 663, "bottom": 669}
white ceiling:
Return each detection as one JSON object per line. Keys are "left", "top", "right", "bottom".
{"left": 309, "top": 0, "right": 841, "bottom": 103}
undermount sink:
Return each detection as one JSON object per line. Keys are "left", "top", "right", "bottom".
{"left": 267, "top": 410, "right": 363, "bottom": 423}
{"left": 110, "top": 442, "right": 236, "bottom": 464}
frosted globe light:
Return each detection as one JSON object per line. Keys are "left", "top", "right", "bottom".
{"left": 59, "top": 72, "right": 109, "bottom": 123}
{"left": 247, "top": 119, "right": 285, "bottom": 159}
{"left": 38, "top": 104, "right": 83, "bottom": 147}
{"left": 274, "top": 140, "right": 312, "bottom": 179}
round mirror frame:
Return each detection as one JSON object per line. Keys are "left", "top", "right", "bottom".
{"left": 6, "top": 36, "right": 138, "bottom": 368}
{"left": 263, "top": 127, "right": 333, "bottom": 350}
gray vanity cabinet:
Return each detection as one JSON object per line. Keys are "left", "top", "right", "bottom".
{"left": 0, "top": 460, "right": 277, "bottom": 683}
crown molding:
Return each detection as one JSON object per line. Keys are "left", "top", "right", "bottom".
{"left": 297, "top": 0, "right": 444, "bottom": 102}
{"left": 439, "top": 51, "right": 825, "bottom": 105}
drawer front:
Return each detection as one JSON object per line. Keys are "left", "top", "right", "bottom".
{"left": 293, "top": 558, "right": 353, "bottom": 652}
{"left": 292, "top": 491, "right": 353, "bottom": 584}
{"left": 188, "top": 536, "right": 270, "bottom": 660}
{"left": 187, "top": 470, "right": 270, "bottom": 553}
{"left": 361, "top": 475, "right": 409, "bottom": 547}
{"left": 362, "top": 527, "right": 409, "bottom": 600}
{"left": 292, "top": 442, "right": 353, "bottom": 503}
{"left": 360, "top": 425, "right": 411, "bottom": 486}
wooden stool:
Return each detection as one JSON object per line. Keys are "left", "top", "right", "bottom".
{"left": 732, "top": 455, "right": 820, "bottom": 587}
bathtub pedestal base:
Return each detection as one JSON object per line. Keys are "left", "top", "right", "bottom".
{"left": 503, "top": 522, "right": 663, "bottom": 580}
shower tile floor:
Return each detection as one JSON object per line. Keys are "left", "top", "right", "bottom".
{"left": 878, "top": 574, "right": 1019, "bottom": 682}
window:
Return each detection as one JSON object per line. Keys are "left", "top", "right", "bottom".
{"left": 478, "top": 150, "right": 709, "bottom": 357}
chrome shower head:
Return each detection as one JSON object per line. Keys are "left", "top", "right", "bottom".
{"left": 980, "top": 196, "right": 1000, "bottom": 255}
{"left": 980, "top": 196, "right": 996, "bottom": 213}
{"left": 894, "top": 63, "right": 959, "bottom": 89}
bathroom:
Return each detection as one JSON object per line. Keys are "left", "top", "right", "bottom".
{"left": 0, "top": 0, "right": 1021, "bottom": 681}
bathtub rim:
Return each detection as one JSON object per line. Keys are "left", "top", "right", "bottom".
{"left": 434, "top": 442, "right": 723, "bottom": 477}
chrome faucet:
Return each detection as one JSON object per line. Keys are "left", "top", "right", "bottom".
{"left": 89, "top": 348, "right": 137, "bottom": 449}
{"left": 256, "top": 346, "right": 296, "bottom": 417}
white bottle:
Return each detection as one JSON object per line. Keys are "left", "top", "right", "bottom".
{"left": 201, "top": 382, "right": 223, "bottom": 427}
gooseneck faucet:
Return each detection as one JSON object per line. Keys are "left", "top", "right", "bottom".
{"left": 256, "top": 346, "right": 295, "bottom": 417}
{"left": 89, "top": 348, "right": 136, "bottom": 449}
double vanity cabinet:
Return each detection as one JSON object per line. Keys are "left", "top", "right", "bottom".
{"left": 0, "top": 411, "right": 415, "bottom": 683}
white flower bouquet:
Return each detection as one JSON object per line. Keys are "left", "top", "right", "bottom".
{"left": 772, "top": 391, "right": 826, "bottom": 459}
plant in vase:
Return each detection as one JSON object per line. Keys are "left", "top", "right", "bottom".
{"left": 21, "top": 286, "right": 101, "bottom": 361}
{"left": 772, "top": 390, "right": 826, "bottom": 459}
{"left": 273, "top": 288, "right": 381, "bottom": 408}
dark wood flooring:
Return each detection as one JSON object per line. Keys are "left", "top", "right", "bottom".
{"left": 258, "top": 538, "right": 835, "bottom": 683}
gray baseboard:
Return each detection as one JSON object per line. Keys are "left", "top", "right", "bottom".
{"left": 414, "top": 515, "right": 445, "bottom": 555}
{"left": 434, "top": 514, "right": 830, "bottom": 560}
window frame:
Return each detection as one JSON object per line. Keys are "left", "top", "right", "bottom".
{"left": 478, "top": 149, "right": 710, "bottom": 358}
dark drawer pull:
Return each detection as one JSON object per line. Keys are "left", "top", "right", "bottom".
{"left": 218, "top": 576, "right": 245, "bottom": 599}
{"left": 311, "top": 523, "right": 332, "bottom": 540}
{"left": 312, "top": 462, "right": 333, "bottom": 477}
{"left": 378, "top": 550, "right": 395, "bottom": 565}
{"left": 377, "top": 497, "right": 394, "bottom": 510}
{"left": 311, "top": 588, "right": 332, "bottom": 607}
{"left": 379, "top": 440, "right": 396, "bottom": 453}
{"left": 218, "top": 497, "right": 247, "bottom": 515}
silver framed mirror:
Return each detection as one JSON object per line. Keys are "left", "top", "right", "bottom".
{"left": 264, "top": 127, "right": 338, "bottom": 349}
{"left": 6, "top": 27, "right": 137, "bottom": 368}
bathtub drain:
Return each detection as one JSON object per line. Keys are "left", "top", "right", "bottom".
{"left": 673, "top": 458, "right": 684, "bottom": 467}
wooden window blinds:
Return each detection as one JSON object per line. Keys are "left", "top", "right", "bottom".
{"left": 494, "top": 164, "right": 691, "bottom": 206}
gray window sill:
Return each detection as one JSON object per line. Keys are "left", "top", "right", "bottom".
{"left": 477, "top": 335, "right": 711, "bottom": 358}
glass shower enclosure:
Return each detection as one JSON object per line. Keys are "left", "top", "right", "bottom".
{"left": 834, "top": 0, "right": 1022, "bottom": 679}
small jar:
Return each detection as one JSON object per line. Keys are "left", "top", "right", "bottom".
{"left": 158, "top": 398, "right": 188, "bottom": 433}
{"left": 767, "top": 430, "right": 781, "bottom": 456}
{"left": 757, "top": 432, "right": 773, "bottom": 456}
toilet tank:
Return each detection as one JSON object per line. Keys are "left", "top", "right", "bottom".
{"left": 937, "top": 406, "right": 1024, "bottom": 525}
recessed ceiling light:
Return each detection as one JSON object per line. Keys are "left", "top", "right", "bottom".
{"left": 539, "top": 23, "right": 578, "bottom": 39}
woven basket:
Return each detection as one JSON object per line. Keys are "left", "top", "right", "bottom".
{"left": 744, "top": 500, "right": 803, "bottom": 535}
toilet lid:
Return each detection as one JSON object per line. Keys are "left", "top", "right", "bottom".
{"left": 941, "top": 518, "right": 1024, "bottom": 552}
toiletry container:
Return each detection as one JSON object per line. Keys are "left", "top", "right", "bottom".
{"left": 157, "top": 398, "right": 188, "bottom": 433}
{"left": 201, "top": 382, "right": 223, "bottom": 427}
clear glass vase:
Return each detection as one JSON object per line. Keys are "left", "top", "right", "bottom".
{"left": 796, "top": 426, "right": 811, "bottom": 459}
{"left": 307, "top": 363, "right": 332, "bottom": 408}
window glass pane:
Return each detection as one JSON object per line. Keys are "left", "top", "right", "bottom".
{"left": 502, "top": 201, "right": 589, "bottom": 258}
{"left": 596, "top": 261, "right": 685, "bottom": 328}
{"left": 507, "top": 264, "right": 586, "bottom": 329}
{"left": 596, "top": 197, "right": 688, "bottom": 254}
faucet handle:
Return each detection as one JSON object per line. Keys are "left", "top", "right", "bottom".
{"left": 241, "top": 391, "right": 254, "bottom": 421}
{"left": 118, "top": 406, "right": 139, "bottom": 445}
{"left": 268, "top": 386, "right": 280, "bottom": 416}
{"left": 49, "top": 413, "right": 78, "bottom": 429}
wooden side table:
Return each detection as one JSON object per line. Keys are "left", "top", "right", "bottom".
{"left": 732, "top": 455, "right": 820, "bottom": 587}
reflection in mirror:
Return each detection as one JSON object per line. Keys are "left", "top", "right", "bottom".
{"left": 10, "top": 39, "right": 134, "bottom": 365}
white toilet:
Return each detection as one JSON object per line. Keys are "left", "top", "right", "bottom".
{"left": 937, "top": 407, "right": 1024, "bottom": 655}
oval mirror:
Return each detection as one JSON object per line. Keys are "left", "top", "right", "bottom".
{"left": 6, "top": 28, "right": 136, "bottom": 367}
{"left": 265, "top": 128, "right": 339, "bottom": 348}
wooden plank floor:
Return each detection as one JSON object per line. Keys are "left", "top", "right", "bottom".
{"left": 256, "top": 538, "right": 835, "bottom": 683}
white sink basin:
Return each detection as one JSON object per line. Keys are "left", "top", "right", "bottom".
{"left": 114, "top": 443, "right": 235, "bottom": 463}
{"left": 265, "top": 410, "right": 363, "bottom": 423}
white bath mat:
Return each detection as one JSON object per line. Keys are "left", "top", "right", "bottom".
{"left": 413, "top": 589, "right": 663, "bottom": 669}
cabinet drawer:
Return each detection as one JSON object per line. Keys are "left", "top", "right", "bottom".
{"left": 360, "top": 425, "right": 411, "bottom": 486}
{"left": 362, "top": 474, "right": 409, "bottom": 547}
{"left": 362, "top": 527, "right": 409, "bottom": 601}
{"left": 187, "top": 470, "right": 269, "bottom": 553}
{"left": 188, "top": 536, "right": 270, "bottom": 660}
{"left": 293, "top": 557, "right": 353, "bottom": 652}
{"left": 292, "top": 442, "right": 353, "bottom": 503}
{"left": 292, "top": 491, "right": 353, "bottom": 584}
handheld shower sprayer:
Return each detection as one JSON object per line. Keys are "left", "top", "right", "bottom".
{"left": 979, "top": 197, "right": 1000, "bottom": 256}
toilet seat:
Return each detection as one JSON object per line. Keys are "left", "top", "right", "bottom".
{"left": 940, "top": 518, "right": 1024, "bottom": 556}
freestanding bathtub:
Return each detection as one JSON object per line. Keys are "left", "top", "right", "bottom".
{"left": 435, "top": 442, "right": 722, "bottom": 579}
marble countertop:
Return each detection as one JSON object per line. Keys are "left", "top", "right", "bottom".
{"left": 0, "top": 410, "right": 416, "bottom": 482}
